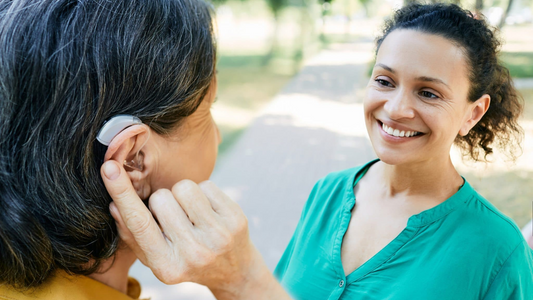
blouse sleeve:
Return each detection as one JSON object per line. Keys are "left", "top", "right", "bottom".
{"left": 483, "top": 240, "right": 533, "bottom": 299}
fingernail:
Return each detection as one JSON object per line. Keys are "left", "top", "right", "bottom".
{"left": 103, "top": 161, "right": 120, "bottom": 180}
{"left": 109, "top": 202, "right": 119, "bottom": 218}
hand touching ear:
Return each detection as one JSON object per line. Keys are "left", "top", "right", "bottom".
{"left": 103, "top": 124, "right": 152, "bottom": 199}
{"left": 100, "top": 160, "right": 292, "bottom": 300}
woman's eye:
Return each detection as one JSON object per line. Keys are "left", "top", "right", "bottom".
{"left": 375, "top": 79, "right": 393, "bottom": 87}
{"left": 420, "top": 91, "right": 439, "bottom": 99}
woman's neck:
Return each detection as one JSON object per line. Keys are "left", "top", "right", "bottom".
{"left": 377, "top": 156, "right": 463, "bottom": 200}
{"left": 88, "top": 245, "right": 138, "bottom": 294}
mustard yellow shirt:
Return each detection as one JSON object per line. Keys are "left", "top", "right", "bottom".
{"left": 0, "top": 271, "right": 142, "bottom": 300}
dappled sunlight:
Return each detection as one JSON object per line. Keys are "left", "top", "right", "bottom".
{"left": 306, "top": 43, "right": 375, "bottom": 66}
{"left": 502, "top": 24, "right": 533, "bottom": 53}
{"left": 261, "top": 93, "right": 368, "bottom": 138}
{"left": 212, "top": 104, "right": 256, "bottom": 128}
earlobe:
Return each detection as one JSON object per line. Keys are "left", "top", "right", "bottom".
{"left": 459, "top": 94, "right": 490, "bottom": 136}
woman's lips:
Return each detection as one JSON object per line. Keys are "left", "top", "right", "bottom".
{"left": 377, "top": 120, "right": 425, "bottom": 139}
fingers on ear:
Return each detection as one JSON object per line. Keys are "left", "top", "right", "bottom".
{"left": 104, "top": 125, "right": 151, "bottom": 199}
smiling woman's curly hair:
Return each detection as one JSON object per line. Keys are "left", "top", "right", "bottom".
{"left": 0, "top": 0, "right": 216, "bottom": 289}
{"left": 376, "top": 3, "right": 524, "bottom": 161}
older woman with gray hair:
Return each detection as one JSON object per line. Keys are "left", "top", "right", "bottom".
{"left": 0, "top": 0, "right": 222, "bottom": 299}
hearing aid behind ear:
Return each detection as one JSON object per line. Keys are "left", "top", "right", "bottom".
{"left": 97, "top": 115, "right": 142, "bottom": 146}
{"left": 97, "top": 115, "right": 146, "bottom": 171}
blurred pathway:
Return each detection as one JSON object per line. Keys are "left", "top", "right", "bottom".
{"left": 131, "top": 40, "right": 377, "bottom": 300}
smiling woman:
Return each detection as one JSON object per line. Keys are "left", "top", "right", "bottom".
{"left": 274, "top": 3, "right": 533, "bottom": 300}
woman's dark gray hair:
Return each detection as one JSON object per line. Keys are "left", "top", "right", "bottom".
{"left": 0, "top": 0, "right": 216, "bottom": 289}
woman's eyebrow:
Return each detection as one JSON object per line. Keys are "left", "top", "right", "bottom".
{"left": 375, "top": 63, "right": 451, "bottom": 90}
{"left": 375, "top": 63, "right": 395, "bottom": 73}
{"left": 415, "top": 76, "right": 451, "bottom": 90}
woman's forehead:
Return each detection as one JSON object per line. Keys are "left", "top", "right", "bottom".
{"left": 376, "top": 29, "right": 469, "bottom": 87}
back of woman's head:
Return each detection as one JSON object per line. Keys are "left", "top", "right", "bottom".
{"left": 0, "top": 0, "right": 215, "bottom": 288}
{"left": 376, "top": 3, "right": 523, "bottom": 161}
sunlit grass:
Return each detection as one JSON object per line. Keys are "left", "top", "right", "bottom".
{"left": 501, "top": 52, "right": 533, "bottom": 78}
{"left": 519, "top": 89, "right": 533, "bottom": 120}
{"left": 464, "top": 170, "right": 533, "bottom": 228}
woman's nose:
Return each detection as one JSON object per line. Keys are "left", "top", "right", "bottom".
{"left": 383, "top": 89, "right": 415, "bottom": 120}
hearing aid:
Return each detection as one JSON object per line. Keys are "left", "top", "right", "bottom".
{"left": 97, "top": 115, "right": 147, "bottom": 171}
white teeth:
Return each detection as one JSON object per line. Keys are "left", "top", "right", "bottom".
{"left": 381, "top": 122, "right": 420, "bottom": 138}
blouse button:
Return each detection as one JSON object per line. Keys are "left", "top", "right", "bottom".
{"left": 339, "top": 280, "right": 345, "bottom": 287}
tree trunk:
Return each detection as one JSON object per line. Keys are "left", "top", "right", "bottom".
{"left": 319, "top": 13, "right": 326, "bottom": 43}
{"left": 498, "top": 0, "right": 515, "bottom": 29}
{"left": 475, "top": 0, "right": 484, "bottom": 15}
{"left": 293, "top": 4, "right": 308, "bottom": 73}
{"left": 263, "top": 11, "right": 280, "bottom": 65}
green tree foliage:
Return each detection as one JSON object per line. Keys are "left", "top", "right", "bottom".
{"left": 267, "top": 0, "right": 288, "bottom": 17}
{"left": 210, "top": 0, "right": 228, "bottom": 5}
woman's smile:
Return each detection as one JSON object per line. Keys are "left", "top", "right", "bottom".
{"left": 377, "top": 120, "right": 425, "bottom": 142}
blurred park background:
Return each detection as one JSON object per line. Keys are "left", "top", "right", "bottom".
{"left": 131, "top": 0, "right": 533, "bottom": 299}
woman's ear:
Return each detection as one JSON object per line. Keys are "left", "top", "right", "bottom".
{"left": 104, "top": 125, "right": 153, "bottom": 199}
{"left": 459, "top": 94, "right": 491, "bottom": 136}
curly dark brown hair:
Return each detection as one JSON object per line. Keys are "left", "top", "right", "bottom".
{"left": 376, "top": 3, "right": 524, "bottom": 161}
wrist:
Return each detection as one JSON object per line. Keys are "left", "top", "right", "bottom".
{"left": 239, "top": 246, "right": 274, "bottom": 297}
{"left": 210, "top": 245, "right": 273, "bottom": 300}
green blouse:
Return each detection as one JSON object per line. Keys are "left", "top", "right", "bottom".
{"left": 274, "top": 160, "right": 533, "bottom": 299}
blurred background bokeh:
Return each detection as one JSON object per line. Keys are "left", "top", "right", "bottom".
{"left": 132, "top": 0, "right": 533, "bottom": 298}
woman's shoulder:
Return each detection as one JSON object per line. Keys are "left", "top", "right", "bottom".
{"left": 452, "top": 183, "right": 530, "bottom": 257}
{"left": 464, "top": 186, "right": 524, "bottom": 240}
{"left": 0, "top": 271, "right": 142, "bottom": 300}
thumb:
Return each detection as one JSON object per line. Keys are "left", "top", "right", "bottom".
{"left": 101, "top": 160, "right": 140, "bottom": 206}
{"left": 101, "top": 160, "right": 168, "bottom": 261}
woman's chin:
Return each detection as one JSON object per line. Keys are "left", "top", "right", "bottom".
{"left": 373, "top": 148, "right": 414, "bottom": 166}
